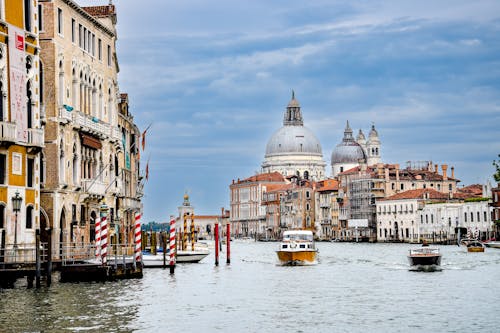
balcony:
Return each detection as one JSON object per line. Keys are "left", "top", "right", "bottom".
{"left": 108, "top": 178, "right": 122, "bottom": 195}
{"left": 58, "top": 107, "right": 73, "bottom": 123}
{"left": 82, "top": 179, "right": 106, "bottom": 196}
{"left": 27, "top": 128, "right": 44, "bottom": 147}
{"left": 121, "top": 197, "right": 142, "bottom": 210}
{"left": 0, "top": 121, "right": 16, "bottom": 143}
{"left": 110, "top": 126, "right": 121, "bottom": 143}
{"left": 74, "top": 111, "right": 110, "bottom": 139}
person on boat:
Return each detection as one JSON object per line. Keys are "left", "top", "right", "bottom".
{"left": 422, "top": 240, "right": 429, "bottom": 247}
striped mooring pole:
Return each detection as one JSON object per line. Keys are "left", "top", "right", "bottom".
{"left": 169, "top": 217, "right": 176, "bottom": 274}
{"left": 95, "top": 217, "right": 101, "bottom": 259}
{"left": 100, "top": 201, "right": 109, "bottom": 265}
{"left": 134, "top": 212, "right": 142, "bottom": 265}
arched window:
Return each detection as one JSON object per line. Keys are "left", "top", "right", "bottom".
{"left": 59, "top": 140, "right": 65, "bottom": 183}
{"left": 26, "top": 205, "right": 33, "bottom": 229}
{"left": 58, "top": 61, "right": 64, "bottom": 105}
{"left": 0, "top": 81, "right": 4, "bottom": 121}
{"left": 40, "top": 152, "right": 45, "bottom": 185}
{"left": 39, "top": 60, "right": 44, "bottom": 105}
{"left": 72, "top": 144, "right": 78, "bottom": 185}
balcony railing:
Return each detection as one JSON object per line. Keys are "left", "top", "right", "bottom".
{"left": 0, "top": 121, "right": 16, "bottom": 142}
{"left": 121, "top": 197, "right": 142, "bottom": 210}
{"left": 58, "top": 107, "right": 73, "bottom": 123}
{"left": 110, "top": 126, "right": 121, "bottom": 143}
{"left": 82, "top": 179, "right": 107, "bottom": 196}
{"left": 74, "top": 112, "right": 110, "bottom": 139}
{"left": 27, "top": 128, "right": 44, "bottom": 147}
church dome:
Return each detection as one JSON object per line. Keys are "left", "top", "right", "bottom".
{"left": 265, "top": 91, "right": 322, "bottom": 157}
{"left": 265, "top": 125, "right": 323, "bottom": 157}
{"left": 331, "top": 121, "right": 367, "bottom": 164}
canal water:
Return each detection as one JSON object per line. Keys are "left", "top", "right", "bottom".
{"left": 1, "top": 241, "right": 499, "bottom": 333}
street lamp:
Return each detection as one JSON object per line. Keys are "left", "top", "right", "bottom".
{"left": 11, "top": 191, "right": 22, "bottom": 249}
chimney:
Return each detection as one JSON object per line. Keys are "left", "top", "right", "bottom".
{"left": 395, "top": 164, "right": 400, "bottom": 182}
{"left": 435, "top": 164, "right": 438, "bottom": 173}
{"left": 442, "top": 164, "right": 448, "bottom": 180}
{"left": 451, "top": 167, "right": 455, "bottom": 179}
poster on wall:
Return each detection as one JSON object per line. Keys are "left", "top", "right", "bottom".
{"left": 8, "top": 24, "right": 27, "bottom": 142}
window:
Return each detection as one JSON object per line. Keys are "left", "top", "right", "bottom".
{"left": 449, "top": 184, "right": 452, "bottom": 191}
{"left": 24, "top": 0, "right": 31, "bottom": 32}
{"left": 57, "top": 8, "right": 63, "bottom": 35}
{"left": 0, "top": 82, "right": 4, "bottom": 120}
{"left": 38, "top": 4, "right": 43, "bottom": 31}
{"left": 431, "top": 214, "right": 434, "bottom": 223}
{"left": 26, "top": 206, "right": 33, "bottom": 229}
{"left": 464, "top": 212, "right": 467, "bottom": 222}
{"left": 477, "top": 212, "right": 480, "bottom": 222}
{"left": 71, "top": 18, "right": 75, "bottom": 43}
{"left": 79, "top": 24, "right": 82, "bottom": 48}
{"left": 98, "top": 39, "right": 102, "bottom": 60}
{"left": 0, "top": 204, "right": 4, "bottom": 228}
{"left": 471, "top": 212, "right": 474, "bottom": 222}
{"left": 400, "top": 183, "right": 404, "bottom": 190}
{"left": 27, "top": 158, "right": 34, "bottom": 187}
{"left": 391, "top": 183, "right": 395, "bottom": 190}
{"left": 91, "top": 34, "right": 95, "bottom": 56}
{"left": 39, "top": 61, "right": 44, "bottom": 105}
{"left": 484, "top": 211, "right": 487, "bottom": 222}
{"left": 0, "top": 153, "right": 5, "bottom": 184}
{"left": 107, "top": 45, "right": 111, "bottom": 66}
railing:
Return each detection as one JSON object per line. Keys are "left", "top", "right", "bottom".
{"left": 110, "top": 126, "right": 121, "bottom": 142}
{"left": 0, "top": 243, "right": 48, "bottom": 264}
{"left": 74, "top": 111, "right": 110, "bottom": 138}
{"left": 27, "top": 128, "right": 44, "bottom": 147}
{"left": 0, "top": 121, "right": 16, "bottom": 142}
{"left": 82, "top": 179, "right": 107, "bottom": 196}
{"left": 121, "top": 197, "right": 141, "bottom": 210}
{"left": 58, "top": 107, "right": 73, "bottom": 123}
{"left": 61, "top": 243, "right": 136, "bottom": 266}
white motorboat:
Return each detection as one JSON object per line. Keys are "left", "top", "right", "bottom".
{"left": 142, "top": 245, "right": 210, "bottom": 267}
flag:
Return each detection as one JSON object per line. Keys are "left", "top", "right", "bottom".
{"left": 141, "top": 124, "right": 151, "bottom": 151}
{"left": 145, "top": 161, "right": 149, "bottom": 181}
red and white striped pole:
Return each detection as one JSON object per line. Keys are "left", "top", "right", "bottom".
{"left": 169, "top": 217, "right": 176, "bottom": 274}
{"left": 100, "top": 202, "right": 109, "bottom": 265}
{"left": 95, "top": 217, "right": 101, "bottom": 259}
{"left": 134, "top": 212, "right": 142, "bottom": 265}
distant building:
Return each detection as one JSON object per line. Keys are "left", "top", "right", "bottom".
{"left": 490, "top": 184, "right": 500, "bottom": 239}
{"left": 279, "top": 177, "right": 316, "bottom": 233}
{"left": 262, "top": 92, "right": 326, "bottom": 181}
{"left": 315, "top": 179, "right": 340, "bottom": 240}
{"left": 230, "top": 172, "right": 287, "bottom": 237}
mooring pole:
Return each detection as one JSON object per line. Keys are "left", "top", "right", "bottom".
{"left": 215, "top": 223, "right": 219, "bottom": 266}
{"left": 47, "top": 228, "right": 52, "bottom": 286}
{"left": 162, "top": 232, "right": 167, "bottom": 269}
{"left": 35, "top": 229, "right": 41, "bottom": 288}
{"left": 169, "top": 217, "right": 176, "bottom": 274}
{"left": 226, "top": 223, "right": 231, "bottom": 264}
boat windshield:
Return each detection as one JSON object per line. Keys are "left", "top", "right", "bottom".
{"left": 283, "top": 234, "right": 313, "bottom": 241}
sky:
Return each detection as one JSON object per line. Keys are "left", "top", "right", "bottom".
{"left": 79, "top": 1, "right": 500, "bottom": 222}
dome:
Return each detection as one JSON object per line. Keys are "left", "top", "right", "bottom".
{"left": 331, "top": 121, "right": 367, "bottom": 164}
{"left": 331, "top": 141, "right": 367, "bottom": 164}
{"left": 265, "top": 125, "right": 323, "bottom": 157}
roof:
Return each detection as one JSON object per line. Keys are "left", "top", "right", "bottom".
{"left": 457, "top": 184, "right": 483, "bottom": 197}
{"left": 234, "top": 172, "right": 286, "bottom": 184}
{"left": 82, "top": 5, "right": 116, "bottom": 17}
{"left": 382, "top": 188, "right": 449, "bottom": 201}
{"left": 338, "top": 164, "right": 459, "bottom": 182}
{"left": 317, "top": 179, "right": 339, "bottom": 192}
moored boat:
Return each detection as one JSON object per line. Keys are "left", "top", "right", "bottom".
{"left": 482, "top": 240, "right": 500, "bottom": 249}
{"left": 276, "top": 230, "right": 318, "bottom": 266}
{"left": 408, "top": 247, "right": 442, "bottom": 267}
{"left": 460, "top": 238, "right": 485, "bottom": 252}
{"left": 142, "top": 244, "right": 210, "bottom": 267}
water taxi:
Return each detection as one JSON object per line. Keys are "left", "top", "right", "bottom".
{"left": 276, "top": 230, "right": 318, "bottom": 265}
{"left": 460, "top": 239, "right": 485, "bottom": 253}
{"left": 408, "top": 247, "right": 441, "bottom": 267}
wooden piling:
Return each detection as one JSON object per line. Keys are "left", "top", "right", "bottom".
{"left": 226, "top": 223, "right": 231, "bottom": 264}
{"left": 46, "top": 228, "right": 52, "bottom": 286}
{"left": 215, "top": 223, "right": 219, "bottom": 266}
{"left": 35, "top": 229, "right": 41, "bottom": 288}
{"left": 191, "top": 217, "right": 195, "bottom": 251}
{"left": 183, "top": 213, "right": 188, "bottom": 251}
{"left": 162, "top": 232, "right": 167, "bottom": 268}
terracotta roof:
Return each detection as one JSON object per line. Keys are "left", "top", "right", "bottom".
{"left": 317, "top": 179, "right": 339, "bottom": 192}
{"left": 457, "top": 184, "right": 483, "bottom": 197}
{"left": 236, "top": 172, "right": 285, "bottom": 184}
{"left": 82, "top": 5, "right": 116, "bottom": 17}
{"left": 382, "top": 188, "right": 449, "bottom": 201}
{"left": 265, "top": 184, "right": 291, "bottom": 192}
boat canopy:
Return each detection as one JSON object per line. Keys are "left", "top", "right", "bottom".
{"left": 283, "top": 230, "right": 313, "bottom": 241}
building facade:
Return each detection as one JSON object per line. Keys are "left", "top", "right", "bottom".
{"left": 38, "top": 1, "right": 132, "bottom": 257}
{"left": 0, "top": 0, "right": 44, "bottom": 257}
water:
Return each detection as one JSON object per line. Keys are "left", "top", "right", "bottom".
{"left": 1, "top": 242, "right": 499, "bottom": 333}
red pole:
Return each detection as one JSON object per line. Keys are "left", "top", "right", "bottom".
{"left": 215, "top": 223, "right": 219, "bottom": 266}
{"left": 226, "top": 223, "right": 231, "bottom": 264}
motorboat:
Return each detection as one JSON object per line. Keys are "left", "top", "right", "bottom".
{"left": 408, "top": 247, "right": 442, "bottom": 267}
{"left": 482, "top": 240, "right": 500, "bottom": 249}
{"left": 460, "top": 238, "right": 485, "bottom": 252}
{"left": 465, "top": 241, "right": 485, "bottom": 253}
{"left": 142, "top": 244, "right": 210, "bottom": 267}
{"left": 276, "top": 230, "right": 318, "bottom": 266}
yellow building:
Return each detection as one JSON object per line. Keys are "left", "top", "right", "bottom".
{"left": 0, "top": 0, "right": 43, "bottom": 257}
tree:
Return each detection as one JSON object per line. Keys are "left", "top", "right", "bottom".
{"left": 493, "top": 154, "right": 500, "bottom": 182}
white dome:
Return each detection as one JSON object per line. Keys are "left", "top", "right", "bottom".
{"left": 265, "top": 125, "right": 323, "bottom": 157}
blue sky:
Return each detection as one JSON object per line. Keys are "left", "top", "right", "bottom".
{"left": 80, "top": 1, "right": 500, "bottom": 222}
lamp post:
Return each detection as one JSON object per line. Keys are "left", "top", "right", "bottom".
{"left": 11, "top": 191, "right": 22, "bottom": 249}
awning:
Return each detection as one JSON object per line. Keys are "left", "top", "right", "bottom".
{"left": 81, "top": 133, "right": 102, "bottom": 149}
